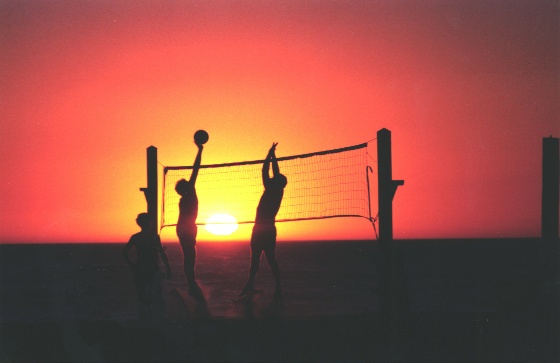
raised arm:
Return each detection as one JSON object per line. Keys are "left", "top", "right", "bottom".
{"left": 271, "top": 143, "right": 280, "bottom": 177}
{"left": 262, "top": 143, "right": 277, "bottom": 185}
{"left": 189, "top": 143, "right": 203, "bottom": 186}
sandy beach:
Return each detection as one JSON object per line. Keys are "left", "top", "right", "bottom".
{"left": 1, "top": 239, "right": 558, "bottom": 361}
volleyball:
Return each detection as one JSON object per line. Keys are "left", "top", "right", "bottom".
{"left": 194, "top": 130, "right": 209, "bottom": 145}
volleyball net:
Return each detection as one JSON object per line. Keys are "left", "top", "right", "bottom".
{"left": 161, "top": 141, "right": 377, "bottom": 229}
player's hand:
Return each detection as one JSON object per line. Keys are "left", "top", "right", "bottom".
{"left": 195, "top": 141, "right": 204, "bottom": 150}
{"left": 269, "top": 142, "right": 278, "bottom": 153}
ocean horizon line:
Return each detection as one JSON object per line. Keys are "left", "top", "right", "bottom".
{"left": 0, "top": 236, "right": 544, "bottom": 245}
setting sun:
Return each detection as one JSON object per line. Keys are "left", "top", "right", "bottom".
{"left": 205, "top": 213, "right": 239, "bottom": 236}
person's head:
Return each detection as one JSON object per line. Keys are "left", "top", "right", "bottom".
{"left": 175, "top": 179, "right": 190, "bottom": 196}
{"left": 136, "top": 213, "right": 150, "bottom": 230}
{"left": 272, "top": 173, "right": 288, "bottom": 189}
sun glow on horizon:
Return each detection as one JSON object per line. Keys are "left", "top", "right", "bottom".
{"left": 205, "top": 213, "right": 239, "bottom": 236}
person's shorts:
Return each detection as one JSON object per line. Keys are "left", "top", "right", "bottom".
{"left": 251, "top": 224, "right": 277, "bottom": 252}
{"left": 177, "top": 225, "right": 197, "bottom": 248}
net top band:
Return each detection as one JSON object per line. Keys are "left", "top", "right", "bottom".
{"left": 164, "top": 142, "right": 368, "bottom": 171}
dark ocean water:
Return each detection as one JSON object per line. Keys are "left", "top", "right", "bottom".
{"left": 0, "top": 239, "right": 552, "bottom": 323}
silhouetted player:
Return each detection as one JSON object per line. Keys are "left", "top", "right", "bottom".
{"left": 123, "top": 213, "right": 171, "bottom": 319}
{"left": 176, "top": 142, "right": 204, "bottom": 298}
{"left": 240, "top": 142, "right": 287, "bottom": 299}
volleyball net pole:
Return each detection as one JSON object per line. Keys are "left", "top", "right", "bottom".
{"left": 376, "top": 128, "right": 404, "bottom": 244}
{"left": 376, "top": 128, "right": 406, "bottom": 327}
{"left": 140, "top": 145, "right": 159, "bottom": 235}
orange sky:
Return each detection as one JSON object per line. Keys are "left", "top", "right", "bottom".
{"left": 1, "top": 0, "right": 558, "bottom": 243}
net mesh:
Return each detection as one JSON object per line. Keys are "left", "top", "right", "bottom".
{"left": 162, "top": 142, "right": 375, "bottom": 229}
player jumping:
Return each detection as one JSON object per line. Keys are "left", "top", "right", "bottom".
{"left": 240, "top": 142, "right": 287, "bottom": 300}
{"left": 175, "top": 142, "right": 204, "bottom": 299}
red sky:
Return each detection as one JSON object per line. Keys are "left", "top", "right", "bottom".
{"left": 1, "top": 0, "right": 558, "bottom": 243}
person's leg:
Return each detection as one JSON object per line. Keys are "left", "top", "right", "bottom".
{"left": 180, "top": 242, "right": 198, "bottom": 287}
{"left": 153, "top": 271, "right": 165, "bottom": 317}
{"left": 134, "top": 273, "right": 149, "bottom": 320}
{"left": 181, "top": 246, "right": 206, "bottom": 303}
{"left": 248, "top": 245, "right": 262, "bottom": 285}
{"left": 240, "top": 243, "right": 262, "bottom": 296}
{"left": 264, "top": 245, "right": 281, "bottom": 296}
{"left": 184, "top": 245, "right": 204, "bottom": 299}
{"left": 178, "top": 228, "right": 198, "bottom": 282}
{"left": 145, "top": 271, "right": 165, "bottom": 320}
{"left": 179, "top": 237, "right": 196, "bottom": 286}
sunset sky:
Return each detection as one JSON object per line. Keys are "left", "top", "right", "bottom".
{"left": 1, "top": 0, "right": 558, "bottom": 243}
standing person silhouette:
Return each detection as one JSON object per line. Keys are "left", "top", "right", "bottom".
{"left": 175, "top": 142, "right": 204, "bottom": 299}
{"left": 123, "top": 213, "right": 171, "bottom": 320}
{"left": 240, "top": 142, "right": 287, "bottom": 299}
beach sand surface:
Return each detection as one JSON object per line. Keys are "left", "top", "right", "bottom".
{"left": 1, "top": 239, "right": 558, "bottom": 361}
